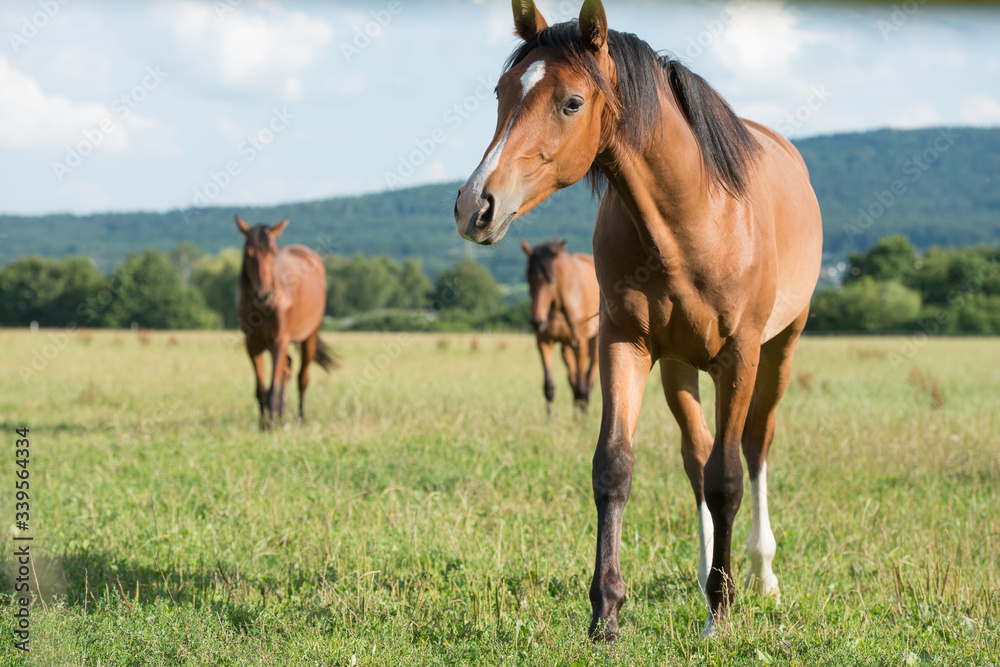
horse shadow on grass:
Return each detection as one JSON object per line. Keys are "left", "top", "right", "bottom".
{"left": 1, "top": 548, "right": 321, "bottom": 633}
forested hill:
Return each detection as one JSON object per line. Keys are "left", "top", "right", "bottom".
{"left": 2, "top": 126, "right": 997, "bottom": 284}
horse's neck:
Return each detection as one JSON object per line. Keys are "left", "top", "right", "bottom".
{"left": 598, "top": 93, "right": 718, "bottom": 257}
{"left": 553, "top": 258, "right": 584, "bottom": 323}
{"left": 238, "top": 261, "right": 253, "bottom": 295}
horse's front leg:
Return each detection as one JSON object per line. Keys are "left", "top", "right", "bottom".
{"left": 536, "top": 336, "right": 556, "bottom": 417}
{"left": 268, "top": 338, "right": 291, "bottom": 426}
{"left": 703, "top": 337, "right": 761, "bottom": 636}
{"left": 589, "top": 320, "right": 652, "bottom": 641}
{"left": 250, "top": 350, "right": 269, "bottom": 431}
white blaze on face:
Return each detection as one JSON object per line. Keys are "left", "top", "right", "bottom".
{"left": 463, "top": 60, "right": 547, "bottom": 206}
{"left": 746, "top": 462, "right": 779, "bottom": 596}
{"left": 519, "top": 59, "right": 547, "bottom": 95}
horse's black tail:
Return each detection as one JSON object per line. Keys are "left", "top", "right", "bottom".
{"left": 314, "top": 336, "right": 339, "bottom": 372}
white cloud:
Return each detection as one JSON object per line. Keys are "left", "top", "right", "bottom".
{"left": 891, "top": 103, "right": 944, "bottom": 129}
{"left": 163, "top": 1, "right": 333, "bottom": 100}
{"left": 960, "top": 93, "right": 1000, "bottom": 126}
{"left": 0, "top": 57, "right": 126, "bottom": 151}
{"left": 714, "top": 2, "right": 825, "bottom": 74}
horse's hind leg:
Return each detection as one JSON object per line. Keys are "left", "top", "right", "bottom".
{"left": 298, "top": 334, "right": 318, "bottom": 422}
{"left": 561, "top": 344, "right": 584, "bottom": 412}
{"left": 586, "top": 335, "right": 599, "bottom": 395}
{"left": 660, "top": 360, "right": 715, "bottom": 599}
{"left": 740, "top": 308, "right": 809, "bottom": 599}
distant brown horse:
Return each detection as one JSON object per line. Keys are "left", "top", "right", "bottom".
{"left": 455, "top": 0, "right": 822, "bottom": 638}
{"left": 236, "top": 215, "right": 335, "bottom": 430}
{"left": 521, "top": 239, "right": 600, "bottom": 414}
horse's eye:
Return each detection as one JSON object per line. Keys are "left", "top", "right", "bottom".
{"left": 494, "top": 87, "right": 499, "bottom": 101}
{"left": 563, "top": 97, "right": 584, "bottom": 115}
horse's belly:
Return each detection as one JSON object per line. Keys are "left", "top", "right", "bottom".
{"left": 760, "top": 199, "right": 823, "bottom": 342}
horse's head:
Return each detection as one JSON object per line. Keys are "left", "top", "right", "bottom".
{"left": 236, "top": 215, "right": 288, "bottom": 308}
{"left": 455, "top": 0, "right": 614, "bottom": 246}
{"left": 522, "top": 238, "right": 565, "bottom": 333}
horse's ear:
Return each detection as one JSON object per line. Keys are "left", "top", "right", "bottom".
{"left": 579, "top": 0, "right": 608, "bottom": 54}
{"left": 235, "top": 215, "right": 251, "bottom": 235}
{"left": 270, "top": 217, "right": 289, "bottom": 237}
{"left": 520, "top": 239, "right": 533, "bottom": 256}
{"left": 555, "top": 240, "right": 567, "bottom": 254}
{"left": 512, "top": 0, "right": 548, "bottom": 41}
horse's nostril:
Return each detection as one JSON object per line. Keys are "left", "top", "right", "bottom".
{"left": 480, "top": 193, "right": 496, "bottom": 226}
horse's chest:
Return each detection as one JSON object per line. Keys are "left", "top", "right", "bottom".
{"left": 600, "top": 265, "right": 739, "bottom": 364}
{"left": 546, "top": 310, "right": 575, "bottom": 344}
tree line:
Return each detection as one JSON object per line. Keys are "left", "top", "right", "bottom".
{"left": 809, "top": 235, "right": 1000, "bottom": 333}
{"left": 1, "top": 235, "right": 998, "bottom": 333}
{"left": 0, "top": 244, "right": 526, "bottom": 332}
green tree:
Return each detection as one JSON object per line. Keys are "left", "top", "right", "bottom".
{"left": 810, "top": 276, "right": 922, "bottom": 331}
{"left": 0, "top": 256, "right": 107, "bottom": 326}
{"left": 169, "top": 242, "right": 205, "bottom": 285}
{"left": 388, "top": 258, "right": 431, "bottom": 310}
{"left": 106, "top": 250, "right": 220, "bottom": 329}
{"left": 431, "top": 259, "right": 504, "bottom": 318}
{"left": 845, "top": 234, "right": 916, "bottom": 283}
{"left": 191, "top": 248, "right": 242, "bottom": 328}
{"left": 905, "top": 245, "right": 999, "bottom": 306}
{"left": 325, "top": 254, "right": 389, "bottom": 316}
{"left": 953, "top": 294, "right": 1000, "bottom": 333}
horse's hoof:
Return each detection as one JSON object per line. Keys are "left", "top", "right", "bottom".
{"left": 701, "top": 613, "right": 716, "bottom": 639}
{"left": 744, "top": 573, "right": 780, "bottom": 601}
{"left": 588, "top": 618, "right": 619, "bottom": 643}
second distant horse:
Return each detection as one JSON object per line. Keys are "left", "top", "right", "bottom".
{"left": 237, "top": 215, "right": 335, "bottom": 430}
{"left": 522, "top": 239, "right": 600, "bottom": 415}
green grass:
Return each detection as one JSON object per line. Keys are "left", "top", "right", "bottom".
{"left": 1, "top": 330, "right": 998, "bottom": 665}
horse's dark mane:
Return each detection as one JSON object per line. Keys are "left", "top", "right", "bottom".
{"left": 504, "top": 21, "right": 760, "bottom": 198}
{"left": 527, "top": 240, "right": 564, "bottom": 281}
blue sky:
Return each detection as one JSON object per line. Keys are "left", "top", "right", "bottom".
{"left": 1, "top": 0, "right": 998, "bottom": 216}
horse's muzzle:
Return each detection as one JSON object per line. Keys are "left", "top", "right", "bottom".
{"left": 253, "top": 290, "right": 275, "bottom": 308}
{"left": 454, "top": 187, "right": 515, "bottom": 245}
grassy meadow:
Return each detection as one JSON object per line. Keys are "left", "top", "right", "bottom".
{"left": 1, "top": 329, "right": 998, "bottom": 665}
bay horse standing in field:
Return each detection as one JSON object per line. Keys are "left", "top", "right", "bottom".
{"left": 237, "top": 215, "right": 335, "bottom": 430}
{"left": 455, "top": 0, "right": 822, "bottom": 638}
{"left": 521, "top": 239, "right": 600, "bottom": 414}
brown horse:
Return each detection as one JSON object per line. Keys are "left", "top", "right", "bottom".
{"left": 455, "top": 0, "right": 822, "bottom": 638}
{"left": 236, "top": 215, "right": 335, "bottom": 430}
{"left": 521, "top": 239, "right": 600, "bottom": 414}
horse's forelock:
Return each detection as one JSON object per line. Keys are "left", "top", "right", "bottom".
{"left": 503, "top": 21, "right": 760, "bottom": 199}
